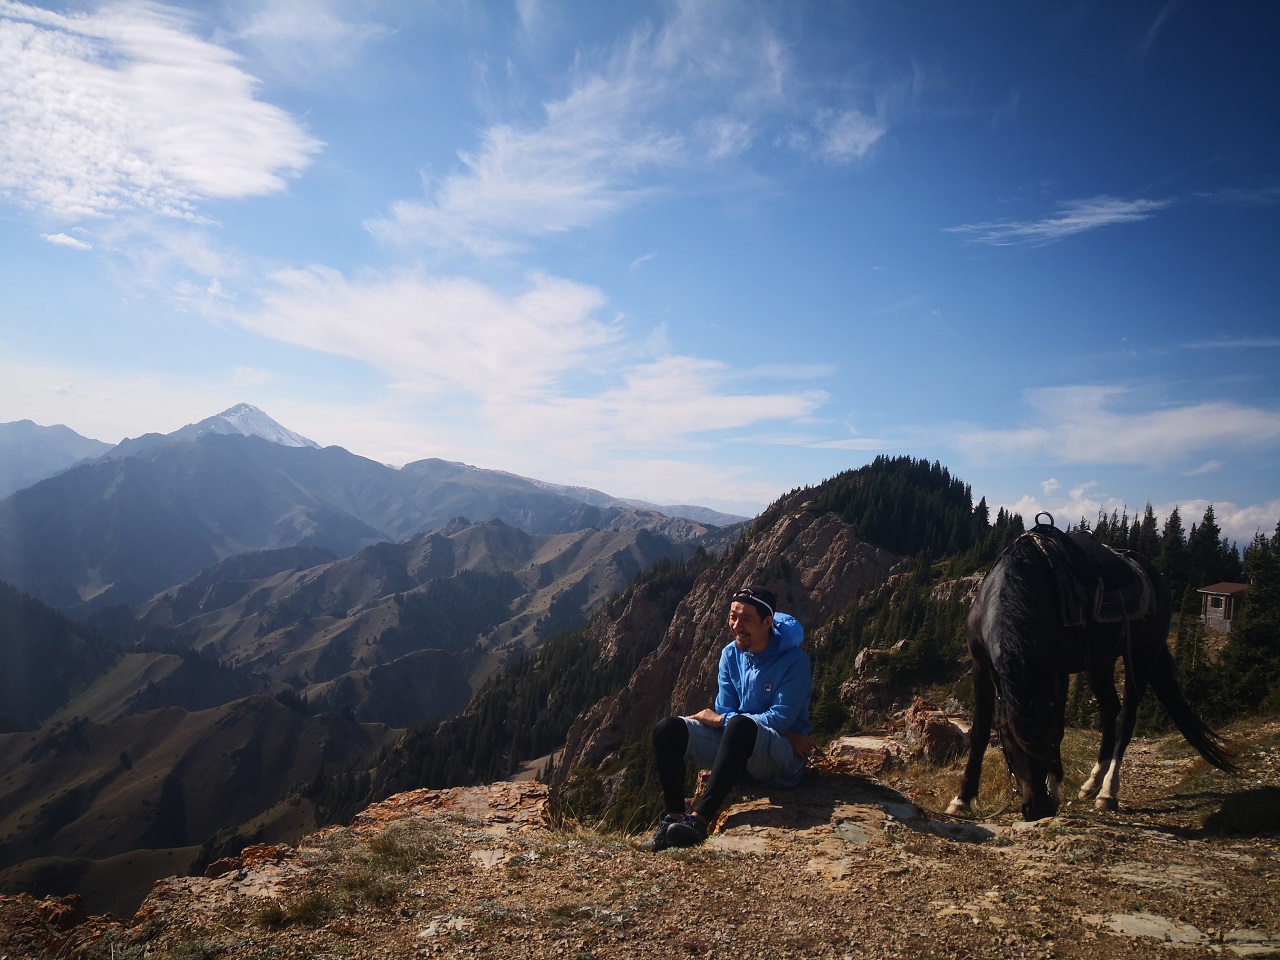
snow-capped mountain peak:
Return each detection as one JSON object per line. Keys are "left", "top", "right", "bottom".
{"left": 174, "top": 404, "right": 321, "bottom": 449}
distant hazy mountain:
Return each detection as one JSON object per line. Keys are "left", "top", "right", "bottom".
{"left": 621, "top": 499, "right": 749, "bottom": 527}
{"left": 0, "top": 434, "right": 394, "bottom": 612}
{"left": 0, "top": 419, "right": 113, "bottom": 497}
{"left": 0, "top": 422, "right": 724, "bottom": 613}
{"left": 519, "top": 475, "right": 749, "bottom": 526}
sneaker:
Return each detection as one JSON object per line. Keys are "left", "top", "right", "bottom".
{"left": 664, "top": 813, "right": 708, "bottom": 847}
{"left": 646, "top": 814, "right": 679, "bottom": 852}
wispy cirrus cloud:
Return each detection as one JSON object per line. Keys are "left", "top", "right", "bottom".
{"left": 1207, "top": 185, "right": 1280, "bottom": 207}
{"left": 232, "top": 0, "right": 391, "bottom": 88}
{"left": 1139, "top": 0, "right": 1186, "bottom": 57}
{"left": 789, "top": 108, "right": 886, "bottom": 163}
{"left": 367, "top": 116, "right": 681, "bottom": 256}
{"left": 1183, "top": 337, "right": 1280, "bottom": 350}
{"left": 367, "top": 4, "right": 889, "bottom": 256}
{"left": 0, "top": 0, "right": 320, "bottom": 223}
{"left": 944, "top": 196, "right": 1172, "bottom": 246}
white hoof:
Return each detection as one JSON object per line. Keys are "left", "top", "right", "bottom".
{"left": 945, "top": 797, "right": 971, "bottom": 816}
{"left": 1094, "top": 796, "right": 1118, "bottom": 812}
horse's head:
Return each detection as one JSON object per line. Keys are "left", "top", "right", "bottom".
{"left": 994, "top": 702, "right": 1063, "bottom": 821}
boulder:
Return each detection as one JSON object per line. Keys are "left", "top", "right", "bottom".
{"left": 902, "top": 698, "right": 968, "bottom": 764}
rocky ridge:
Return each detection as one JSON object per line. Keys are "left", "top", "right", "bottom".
{"left": 560, "top": 508, "right": 902, "bottom": 774}
{"left": 5, "top": 718, "right": 1277, "bottom": 960}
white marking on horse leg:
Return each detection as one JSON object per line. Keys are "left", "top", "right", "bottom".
{"left": 1079, "top": 762, "right": 1104, "bottom": 799}
{"left": 1095, "top": 760, "right": 1121, "bottom": 811}
{"left": 945, "top": 796, "right": 971, "bottom": 816}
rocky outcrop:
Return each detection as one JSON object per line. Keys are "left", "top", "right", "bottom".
{"left": 902, "top": 698, "right": 969, "bottom": 764}
{"left": 931, "top": 573, "right": 984, "bottom": 606}
{"left": 559, "top": 508, "right": 900, "bottom": 773}
{"left": 5, "top": 729, "right": 1277, "bottom": 960}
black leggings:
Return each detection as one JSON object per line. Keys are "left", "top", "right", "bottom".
{"left": 652, "top": 714, "right": 758, "bottom": 821}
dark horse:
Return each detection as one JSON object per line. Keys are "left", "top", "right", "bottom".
{"left": 947, "top": 515, "right": 1234, "bottom": 821}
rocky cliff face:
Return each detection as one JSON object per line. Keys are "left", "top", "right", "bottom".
{"left": 559, "top": 505, "right": 901, "bottom": 773}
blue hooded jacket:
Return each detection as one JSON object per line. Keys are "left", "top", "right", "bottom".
{"left": 714, "top": 612, "right": 812, "bottom": 735}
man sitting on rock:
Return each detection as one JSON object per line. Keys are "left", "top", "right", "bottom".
{"left": 649, "top": 584, "right": 813, "bottom": 849}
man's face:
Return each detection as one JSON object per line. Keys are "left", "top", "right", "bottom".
{"left": 728, "top": 601, "right": 773, "bottom": 654}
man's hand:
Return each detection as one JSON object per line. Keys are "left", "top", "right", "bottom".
{"left": 785, "top": 730, "right": 815, "bottom": 759}
{"left": 685, "top": 708, "right": 724, "bottom": 728}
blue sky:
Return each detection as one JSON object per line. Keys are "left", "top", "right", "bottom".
{"left": 1, "top": 1, "right": 1277, "bottom": 542}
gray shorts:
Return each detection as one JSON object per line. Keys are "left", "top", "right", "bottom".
{"left": 683, "top": 717, "right": 807, "bottom": 788}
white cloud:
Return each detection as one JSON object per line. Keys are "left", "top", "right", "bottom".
{"left": 502, "top": 355, "right": 827, "bottom": 448}
{"left": 1041, "top": 477, "right": 1060, "bottom": 494}
{"left": 0, "top": 1, "right": 320, "bottom": 223}
{"left": 1002, "top": 488, "right": 1280, "bottom": 547}
{"left": 951, "top": 386, "right": 1280, "bottom": 467}
{"left": 42, "top": 232, "right": 92, "bottom": 250}
{"left": 227, "top": 265, "right": 829, "bottom": 468}
{"left": 368, "top": 118, "right": 679, "bottom": 255}
{"left": 944, "top": 196, "right": 1173, "bottom": 246}
{"left": 814, "top": 108, "right": 885, "bottom": 162}
{"left": 236, "top": 266, "right": 618, "bottom": 401}
{"left": 1213, "top": 500, "right": 1280, "bottom": 542}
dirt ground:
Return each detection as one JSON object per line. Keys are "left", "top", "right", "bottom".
{"left": 2, "top": 718, "right": 1277, "bottom": 960}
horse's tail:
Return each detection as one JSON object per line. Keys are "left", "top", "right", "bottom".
{"left": 1146, "top": 641, "right": 1237, "bottom": 772}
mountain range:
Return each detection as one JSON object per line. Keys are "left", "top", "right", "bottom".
{"left": 0, "top": 405, "right": 744, "bottom": 615}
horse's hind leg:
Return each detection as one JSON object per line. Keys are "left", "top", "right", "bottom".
{"left": 947, "top": 661, "right": 995, "bottom": 816}
{"left": 1094, "top": 656, "right": 1148, "bottom": 812}
{"left": 1079, "top": 667, "right": 1121, "bottom": 801}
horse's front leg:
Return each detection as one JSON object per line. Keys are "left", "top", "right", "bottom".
{"left": 1079, "top": 666, "right": 1121, "bottom": 802}
{"left": 947, "top": 661, "right": 994, "bottom": 816}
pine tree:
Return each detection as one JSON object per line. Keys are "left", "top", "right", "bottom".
{"left": 1133, "top": 503, "right": 1161, "bottom": 559}
{"left": 1213, "top": 522, "right": 1280, "bottom": 714}
{"left": 1157, "top": 507, "right": 1190, "bottom": 602}
{"left": 1188, "top": 504, "right": 1242, "bottom": 587}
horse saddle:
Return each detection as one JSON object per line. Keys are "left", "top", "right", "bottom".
{"left": 1029, "top": 527, "right": 1154, "bottom": 627}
